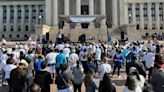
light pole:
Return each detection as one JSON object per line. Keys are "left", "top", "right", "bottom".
{"left": 38, "top": 15, "right": 43, "bottom": 24}
{"left": 128, "top": 13, "right": 132, "bottom": 24}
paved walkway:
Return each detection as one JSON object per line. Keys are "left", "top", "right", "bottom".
{"left": 0, "top": 71, "right": 126, "bottom": 92}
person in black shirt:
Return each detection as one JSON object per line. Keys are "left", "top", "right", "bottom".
{"left": 34, "top": 62, "right": 53, "bottom": 92}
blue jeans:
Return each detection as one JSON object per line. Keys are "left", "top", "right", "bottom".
{"left": 112, "top": 61, "right": 122, "bottom": 76}
{"left": 1, "top": 69, "right": 5, "bottom": 84}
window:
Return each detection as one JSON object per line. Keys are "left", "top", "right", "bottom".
{"left": 3, "top": 26, "right": 6, "bottom": 31}
{"left": 17, "top": 34, "right": 20, "bottom": 38}
{"left": 2, "top": 34, "right": 4, "bottom": 38}
{"left": 144, "top": 24, "right": 147, "bottom": 30}
{"left": 160, "top": 23, "right": 163, "bottom": 29}
{"left": 152, "top": 23, "right": 155, "bottom": 30}
{"left": 159, "top": 3, "right": 163, "bottom": 21}
{"left": 151, "top": 3, "right": 156, "bottom": 21}
{"left": 25, "top": 25, "right": 28, "bottom": 31}
{"left": 9, "top": 34, "right": 12, "bottom": 38}
{"left": 136, "top": 24, "right": 140, "bottom": 30}
{"left": 3, "top": 18, "right": 6, "bottom": 23}
{"left": 18, "top": 26, "right": 21, "bottom": 31}
{"left": 11, "top": 26, "right": 14, "bottom": 31}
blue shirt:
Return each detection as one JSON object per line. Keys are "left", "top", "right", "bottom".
{"left": 55, "top": 53, "right": 67, "bottom": 68}
{"left": 34, "top": 59, "right": 44, "bottom": 73}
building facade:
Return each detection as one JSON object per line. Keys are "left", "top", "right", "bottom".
{"left": 0, "top": 0, "right": 164, "bottom": 41}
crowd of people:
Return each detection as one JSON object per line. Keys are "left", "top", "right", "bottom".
{"left": 0, "top": 38, "right": 164, "bottom": 92}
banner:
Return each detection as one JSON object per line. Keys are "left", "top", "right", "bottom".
{"left": 70, "top": 16, "right": 96, "bottom": 23}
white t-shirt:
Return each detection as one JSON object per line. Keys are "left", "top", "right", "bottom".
{"left": 69, "top": 53, "right": 79, "bottom": 67}
{"left": 4, "top": 64, "right": 17, "bottom": 79}
{"left": 46, "top": 52, "right": 58, "bottom": 64}
{"left": 143, "top": 52, "right": 155, "bottom": 68}
{"left": 132, "top": 75, "right": 145, "bottom": 88}
{"left": 0, "top": 54, "right": 8, "bottom": 69}
{"left": 98, "top": 63, "right": 112, "bottom": 81}
{"left": 79, "top": 51, "right": 88, "bottom": 61}
{"left": 63, "top": 47, "right": 70, "bottom": 58}
{"left": 56, "top": 44, "right": 65, "bottom": 51}
{"left": 12, "top": 51, "right": 20, "bottom": 61}
{"left": 123, "top": 85, "right": 142, "bottom": 92}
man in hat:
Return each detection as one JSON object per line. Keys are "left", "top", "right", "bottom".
{"left": 10, "top": 62, "right": 27, "bottom": 92}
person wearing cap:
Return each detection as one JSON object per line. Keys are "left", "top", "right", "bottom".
{"left": 129, "top": 67, "right": 145, "bottom": 89}
{"left": 10, "top": 62, "right": 27, "bottom": 92}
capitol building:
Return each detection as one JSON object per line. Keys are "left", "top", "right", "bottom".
{"left": 0, "top": 0, "right": 164, "bottom": 42}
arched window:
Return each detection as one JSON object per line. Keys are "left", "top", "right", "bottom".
{"left": 3, "top": 26, "right": 6, "bottom": 31}
{"left": 136, "top": 24, "right": 140, "bottom": 30}
{"left": 144, "top": 24, "right": 147, "bottom": 30}
{"left": 17, "top": 34, "right": 20, "bottom": 38}
{"left": 152, "top": 23, "right": 155, "bottom": 30}
{"left": 160, "top": 23, "right": 163, "bottom": 29}
{"left": 11, "top": 25, "right": 13, "bottom": 31}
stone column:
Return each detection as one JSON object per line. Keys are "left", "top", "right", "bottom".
{"left": 0, "top": 6, "right": 3, "bottom": 32}
{"left": 124, "top": 0, "right": 129, "bottom": 24}
{"left": 21, "top": 5, "right": 25, "bottom": 32}
{"left": 45, "top": 0, "right": 52, "bottom": 25}
{"left": 53, "top": 0, "right": 58, "bottom": 27}
{"left": 64, "top": 0, "right": 70, "bottom": 28}
{"left": 100, "top": 0, "right": 106, "bottom": 28}
{"left": 139, "top": 3, "right": 144, "bottom": 30}
{"left": 132, "top": 3, "right": 136, "bottom": 24}
{"left": 14, "top": 5, "right": 18, "bottom": 32}
{"left": 76, "top": 0, "right": 81, "bottom": 28}
{"left": 36, "top": 5, "right": 40, "bottom": 24}
{"left": 89, "top": 0, "right": 94, "bottom": 28}
{"left": 28, "top": 5, "right": 32, "bottom": 31}
{"left": 112, "top": 0, "right": 118, "bottom": 26}
{"left": 155, "top": 3, "right": 160, "bottom": 30}
{"left": 6, "top": 5, "right": 10, "bottom": 32}
{"left": 148, "top": 3, "right": 152, "bottom": 30}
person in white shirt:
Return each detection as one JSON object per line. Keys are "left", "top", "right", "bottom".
{"left": 69, "top": 49, "right": 79, "bottom": 70}
{"left": 124, "top": 76, "right": 142, "bottom": 92}
{"left": 79, "top": 49, "right": 88, "bottom": 73}
{"left": 11, "top": 47, "right": 20, "bottom": 62}
{"left": 143, "top": 49, "right": 155, "bottom": 80}
{"left": 98, "top": 57, "right": 112, "bottom": 81}
{"left": 63, "top": 44, "right": 71, "bottom": 60}
{"left": 55, "top": 42, "right": 65, "bottom": 51}
{"left": 4, "top": 58, "right": 17, "bottom": 91}
{"left": 0, "top": 50, "right": 8, "bottom": 86}
{"left": 46, "top": 49, "right": 58, "bottom": 77}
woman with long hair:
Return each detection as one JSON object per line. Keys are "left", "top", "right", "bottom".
{"left": 99, "top": 73, "right": 116, "bottom": 92}
{"left": 124, "top": 76, "right": 142, "bottom": 92}
{"left": 83, "top": 69, "right": 97, "bottom": 92}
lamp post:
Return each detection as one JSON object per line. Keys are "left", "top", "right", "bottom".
{"left": 128, "top": 13, "right": 132, "bottom": 24}
{"left": 38, "top": 15, "right": 43, "bottom": 24}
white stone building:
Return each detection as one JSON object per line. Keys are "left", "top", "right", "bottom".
{"left": 0, "top": 0, "right": 164, "bottom": 41}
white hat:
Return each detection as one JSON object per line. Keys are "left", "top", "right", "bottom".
{"left": 20, "top": 59, "right": 28, "bottom": 68}
{"left": 129, "top": 67, "right": 137, "bottom": 74}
